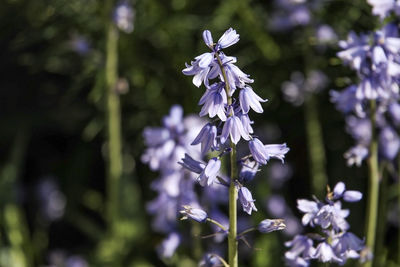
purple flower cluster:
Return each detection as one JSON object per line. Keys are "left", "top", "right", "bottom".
{"left": 367, "top": 0, "right": 400, "bottom": 19}
{"left": 331, "top": 16, "right": 400, "bottom": 166}
{"left": 182, "top": 28, "right": 290, "bottom": 215}
{"left": 142, "top": 105, "right": 205, "bottom": 257}
{"left": 113, "top": 2, "right": 135, "bottom": 33}
{"left": 285, "top": 182, "right": 365, "bottom": 266}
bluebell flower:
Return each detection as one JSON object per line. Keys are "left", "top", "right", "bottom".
{"left": 198, "top": 157, "right": 221, "bottom": 186}
{"left": 314, "top": 202, "right": 350, "bottom": 231}
{"left": 285, "top": 235, "right": 315, "bottom": 267}
{"left": 113, "top": 2, "right": 135, "bottom": 33}
{"left": 367, "top": 0, "right": 400, "bottom": 20}
{"left": 264, "top": 143, "right": 290, "bottom": 163}
{"left": 388, "top": 102, "right": 400, "bottom": 125}
{"left": 198, "top": 82, "right": 227, "bottom": 121}
{"left": 179, "top": 153, "right": 205, "bottom": 174}
{"left": 239, "top": 86, "right": 268, "bottom": 114}
{"left": 239, "top": 113, "right": 254, "bottom": 135}
{"left": 379, "top": 126, "right": 400, "bottom": 160}
{"left": 332, "top": 182, "right": 363, "bottom": 202}
{"left": 344, "top": 144, "right": 369, "bottom": 167}
{"left": 258, "top": 219, "right": 286, "bottom": 233}
{"left": 297, "top": 199, "right": 319, "bottom": 227}
{"left": 191, "top": 123, "right": 218, "bottom": 155}
{"left": 239, "top": 159, "right": 259, "bottom": 183}
{"left": 182, "top": 54, "right": 214, "bottom": 88}
{"left": 238, "top": 186, "right": 258, "bottom": 215}
{"left": 249, "top": 138, "right": 269, "bottom": 165}
{"left": 316, "top": 25, "right": 337, "bottom": 44}
{"left": 214, "top": 54, "right": 254, "bottom": 95}
{"left": 332, "top": 232, "right": 365, "bottom": 260}
{"left": 220, "top": 111, "right": 250, "bottom": 144}
{"left": 157, "top": 232, "right": 181, "bottom": 258}
{"left": 330, "top": 85, "right": 361, "bottom": 114}
{"left": 313, "top": 242, "right": 342, "bottom": 263}
{"left": 180, "top": 205, "right": 208, "bottom": 223}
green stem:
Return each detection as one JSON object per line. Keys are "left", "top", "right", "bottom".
{"left": 215, "top": 52, "right": 238, "bottom": 267}
{"left": 105, "top": 1, "right": 122, "bottom": 229}
{"left": 206, "top": 218, "right": 228, "bottom": 232}
{"left": 364, "top": 100, "right": 380, "bottom": 267}
{"left": 304, "top": 94, "right": 328, "bottom": 197}
{"left": 374, "top": 162, "right": 388, "bottom": 267}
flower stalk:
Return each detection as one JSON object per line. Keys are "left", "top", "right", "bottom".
{"left": 364, "top": 100, "right": 379, "bottom": 267}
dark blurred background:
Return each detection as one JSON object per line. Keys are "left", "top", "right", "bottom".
{"left": 0, "top": 0, "right": 397, "bottom": 266}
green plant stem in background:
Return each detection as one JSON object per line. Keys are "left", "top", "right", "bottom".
{"left": 216, "top": 52, "right": 238, "bottom": 267}
{"left": 304, "top": 95, "right": 328, "bottom": 197}
{"left": 228, "top": 143, "right": 238, "bottom": 267}
{"left": 105, "top": 5, "right": 123, "bottom": 229}
{"left": 364, "top": 100, "right": 380, "bottom": 267}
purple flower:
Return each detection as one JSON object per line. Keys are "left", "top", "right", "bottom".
{"left": 297, "top": 199, "right": 319, "bottom": 226}
{"left": 182, "top": 54, "right": 214, "bottom": 88}
{"left": 332, "top": 232, "right": 365, "bottom": 260}
{"left": 191, "top": 123, "right": 218, "bottom": 155}
{"left": 379, "top": 126, "right": 400, "bottom": 160}
{"left": 113, "top": 2, "right": 135, "bottom": 33}
{"left": 179, "top": 153, "right": 205, "bottom": 174}
{"left": 249, "top": 138, "right": 269, "bottom": 165}
{"left": 198, "top": 158, "right": 221, "bottom": 186}
{"left": 239, "top": 86, "right": 268, "bottom": 114}
{"left": 367, "top": 0, "right": 400, "bottom": 19}
{"left": 332, "top": 182, "right": 363, "bottom": 202}
{"left": 198, "top": 82, "right": 227, "bottom": 121}
{"left": 313, "top": 242, "right": 342, "bottom": 263}
{"left": 264, "top": 143, "right": 290, "bottom": 163}
{"left": 330, "top": 85, "right": 361, "bottom": 114}
{"left": 240, "top": 113, "right": 254, "bottom": 135}
{"left": 218, "top": 55, "right": 254, "bottom": 95}
{"left": 316, "top": 25, "right": 337, "bottom": 44}
{"left": 217, "top": 28, "right": 240, "bottom": 49}
{"left": 239, "top": 159, "right": 259, "bottom": 183}
{"left": 285, "top": 235, "right": 315, "bottom": 267}
{"left": 314, "top": 202, "right": 350, "bottom": 231}
{"left": 220, "top": 112, "right": 250, "bottom": 144}
{"left": 258, "top": 219, "right": 286, "bottom": 233}
{"left": 344, "top": 145, "right": 369, "bottom": 167}
{"left": 157, "top": 232, "right": 181, "bottom": 258}
{"left": 180, "top": 205, "right": 208, "bottom": 223}
{"left": 238, "top": 186, "right": 258, "bottom": 215}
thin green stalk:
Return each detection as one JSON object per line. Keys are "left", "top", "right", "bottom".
{"left": 229, "top": 144, "right": 238, "bottom": 267}
{"left": 364, "top": 100, "right": 380, "bottom": 267}
{"left": 374, "top": 162, "right": 388, "bottom": 267}
{"left": 304, "top": 93, "right": 328, "bottom": 197}
{"left": 215, "top": 52, "right": 238, "bottom": 267}
{"left": 105, "top": 2, "right": 122, "bottom": 229}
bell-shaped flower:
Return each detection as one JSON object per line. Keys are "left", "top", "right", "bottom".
{"left": 344, "top": 144, "right": 369, "bottom": 167}
{"left": 264, "top": 143, "right": 290, "bottom": 163}
{"left": 217, "top": 28, "right": 240, "bottom": 49}
{"left": 220, "top": 112, "right": 250, "bottom": 144}
{"left": 249, "top": 138, "right": 269, "bottom": 165}
{"left": 313, "top": 242, "right": 343, "bottom": 263}
{"left": 239, "top": 159, "right": 259, "bottom": 183}
{"left": 297, "top": 199, "right": 319, "bottom": 226}
{"left": 239, "top": 86, "right": 268, "bottom": 114}
{"left": 191, "top": 123, "right": 218, "bottom": 155}
{"left": 180, "top": 205, "right": 208, "bottom": 223}
{"left": 199, "top": 82, "right": 227, "bottom": 121}
{"left": 258, "top": 219, "right": 286, "bottom": 233}
{"left": 285, "top": 235, "right": 315, "bottom": 267}
{"left": 238, "top": 186, "right": 257, "bottom": 215}
{"left": 314, "top": 202, "right": 350, "bottom": 231}
{"left": 240, "top": 113, "right": 254, "bottom": 135}
{"left": 182, "top": 53, "right": 215, "bottom": 88}
{"left": 198, "top": 157, "right": 221, "bottom": 186}
{"left": 179, "top": 153, "right": 205, "bottom": 174}
{"left": 332, "top": 232, "right": 365, "bottom": 260}
{"left": 332, "top": 182, "right": 363, "bottom": 202}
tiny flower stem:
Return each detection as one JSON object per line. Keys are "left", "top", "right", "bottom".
{"left": 215, "top": 52, "right": 238, "bottom": 267}
{"left": 304, "top": 95, "right": 328, "bottom": 198}
{"left": 206, "top": 218, "right": 228, "bottom": 232}
{"left": 364, "top": 100, "right": 380, "bottom": 267}
{"left": 209, "top": 253, "right": 229, "bottom": 267}
{"left": 237, "top": 227, "right": 257, "bottom": 238}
